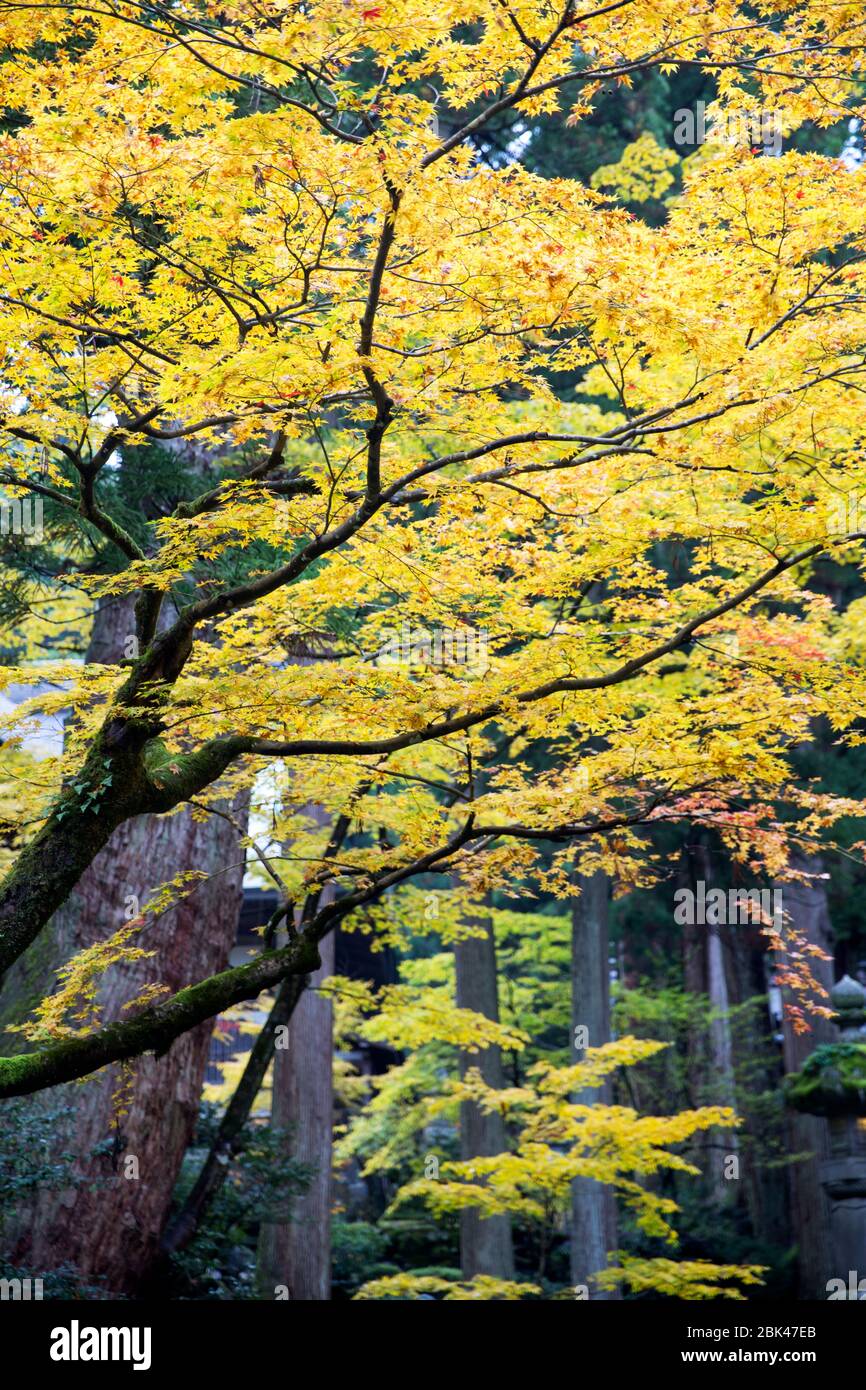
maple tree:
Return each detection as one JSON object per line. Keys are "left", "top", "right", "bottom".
{"left": 0, "top": 0, "right": 864, "bottom": 1143}
{"left": 329, "top": 954, "right": 764, "bottom": 1299}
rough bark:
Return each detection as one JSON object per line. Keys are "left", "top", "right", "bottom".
{"left": 780, "top": 853, "right": 836, "bottom": 1299}
{"left": 454, "top": 910, "right": 514, "bottom": 1280}
{"left": 726, "top": 923, "right": 791, "bottom": 1253}
{"left": 570, "top": 868, "right": 618, "bottom": 1297}
{"left": 257, "top": 930, "right": 335, "bottom": 1300}
{"left": 161, "top": 974, "right": 306, "bottom": 1258}
{"left": 706, "top": 914, "right": 739, "bottom": 1203}
{"left": 681, "top": 839, "right": 739, "bottom": 1203}
{"left": 164, "top": 778, "right": 361, "bottom": 1264}
{"left": 0, "top": 596, "right": 248, "bottom": 1295}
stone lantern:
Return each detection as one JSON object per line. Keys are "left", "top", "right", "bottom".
{"left": 786, "top": 975, "right": 866, "bottom": 1297}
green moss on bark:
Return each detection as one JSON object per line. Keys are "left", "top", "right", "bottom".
{"left": 0, "top": 931, "right": 320, "bottom": 1098}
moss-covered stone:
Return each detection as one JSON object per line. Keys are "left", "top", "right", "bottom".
{"left": 784, "top": 1041, "right": 866, "bottom": 1116}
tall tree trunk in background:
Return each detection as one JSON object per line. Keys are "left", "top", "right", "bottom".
{"left": 726, "top": 924, "right": 791, "bottom": 1253}
{"left": 0, "top": 595, "right": 247, "bottom": 1294}
{"left": 706, "top": 912, "right": 738, "bottom": 1203}
{"left": 570, "top": 869, "right": 618, "bottom": 1297}
{"left": 681, "top": 838, "right": 738, "bottom": 1204}
{"left": 780, "top": 853, "right": 835, "bottom": 1298}
{"left": 257, "top": 928, "right": 335, "bottom": 1300}
{"left": 454, "top": 910, "right": 514, "bottom": 1280}
{"left": 255, "top": 749, "right": 338, "bottom": 1303}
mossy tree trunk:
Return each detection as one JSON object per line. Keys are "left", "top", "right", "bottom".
{"left": 0, "top": 596, "right": 248, "bottom": 1295}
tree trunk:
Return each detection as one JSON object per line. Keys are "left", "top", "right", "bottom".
{"left": 706, "top": 912, "right": 739, "bottom": 1203}
{"left": 257, "top": 930, "right": 335, "bottom": 1300}
{"left": 681, "top": 838, "right": 738, "bottom": 1203}
{"left": 726, "top": 920, "right": 791, "bottom": 1253}
{"left": 164, "top": 780, "right": 360, "bottom": 1264}
{"left": 254, "top": 651, "right": 341, "bottom": 1302}
{"left": 0, "top": 596, "right": 247, "bottom": 1294}
{"left": 780, "top": 853, "right": 835, "bottom": 1298}
{"left": 454, "top": 910, "right": 514, "bottom": 1280}
{"left": 161, "top": 974, "right": 306, "bottom": 1259}
{"left": 570, "top": 869, "right": 618, "bottom": 1297}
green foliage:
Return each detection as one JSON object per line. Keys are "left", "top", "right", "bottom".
{"left": 331, "top": 1220, "right": 395, "bottom": 1300}
{"left": 166, "top": 1103, "right": 312, "bottom": 1300}
{"left": 0, "top": 1096, "right": 116, "bottom": 1297}
{"left": 0, "top": 1096, "right": 80, "bottom": 1217}
{"left": 55, "top": 758, "right": 113, "bottom": 821}
{"left": 0, "top": 1259, "right": 114, "bottom": 1300}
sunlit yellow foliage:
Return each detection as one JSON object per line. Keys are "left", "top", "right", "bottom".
{"left": 8, "top": 869, "right": 207, "bottom": 1040}
{"left": 596, "top": 1254, "right": 767, "bottom": 1301}
{"left": 395, "top": 1045, "right": 741, "bottom": 1242}
{"left": 591, "top": 133, "right": 680, "bottom": 203}
{"left": 0, "top": 0, "right": 865, "bottom": 1096}
{"left": 354, "top": 1272, "right": 541, "bottom": 1300}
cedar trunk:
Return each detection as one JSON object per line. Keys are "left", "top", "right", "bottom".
{"left": 570, "top": 869, "right": 618, "bottom": 1296}
{"left": 681, "top": 839, "right": 738, "bottom": 1203}
{"left": 780, "top": 854, "right": 835, "bottom": 1298}
{"left": 454, "top": 913, "right": 514, "bottom": 1280}
{"left": 0, "top": 596, "right": 247, "bottom": 1294}
{"left": 257, "top": 930, "right": 335, "bottom": 1300}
